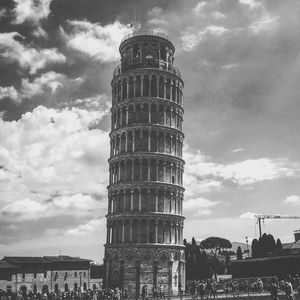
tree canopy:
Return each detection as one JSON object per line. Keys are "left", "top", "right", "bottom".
{"left": 236, "top": 246, "right": 243, "bottom": 260}
{"left": 200, "top": 237, "right": 232, "bottom": 256}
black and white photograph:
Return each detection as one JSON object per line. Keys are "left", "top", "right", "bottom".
{"left": 1, "top": 0, "right": 300, "bottom": 299}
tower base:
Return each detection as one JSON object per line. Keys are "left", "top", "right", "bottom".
{"left": 104, "top": 244, "right": 185, "bottom": 298}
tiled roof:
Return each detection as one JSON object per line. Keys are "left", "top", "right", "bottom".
{"left": 0, "top": 261, "right": 18, "bottom": 269}
{"left": 3, "top": 257, "right": 51, "bottom": 264}
{"left": 44, "top": 256, "right": 91, "bottom": 262}
{"left": 282, "top": 240, "right": 300, "bottom": 249}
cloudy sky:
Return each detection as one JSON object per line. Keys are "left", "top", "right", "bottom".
{"left": 1, "top": 0, "right": 300, "bottom": 262}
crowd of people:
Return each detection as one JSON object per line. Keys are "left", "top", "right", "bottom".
{"left": 1, "top": 277, "right": 300, "bottom": 300}
{"left": 185, "top": 275, "right": 300, "bottom": 299}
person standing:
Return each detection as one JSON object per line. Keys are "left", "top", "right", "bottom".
{"left": 270, "top": 279, "right": 279, "bottom": 300}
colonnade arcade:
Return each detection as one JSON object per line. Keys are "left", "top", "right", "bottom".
{"left": 112, "top": 72, "right": 183, "bottom": 107}
{"left": 109, "top": 157, "right": 184, "bottom": 186}
{"left": 106, "top": 216, "right": 184, "bottom": 245}
{"left": 108, "top": 188, "right": 183, "bottom": 215}
{"left": 111, "top": 101, "right": 183, "bottom": 132}
{"left": 110, "top": 128, "right": 183, "bottom": 158}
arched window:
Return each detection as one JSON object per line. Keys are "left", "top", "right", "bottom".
{"left": 140, "top": 219, "right": 147, "bottom": 243}
{"left": 143, "top": 75, "right": 149, "bottom": 97}
{"left": 122, "top": 78, "right": 127, "bottom": 99}
{"left": 141, "top": 159, "right": 148, "bottom": 181}
{"left": 151, "top": 75, "right": 157, "bottom": 97}
{"left": 83, "top": 282, "right": 87, "bottom": 291}
{"left": 158, "top": 190, "right": 164, "bottom": 212}
{"left": 55, "top": 284, "right": 59, "bottom": 293}
{"left": 132, "top": 219, "right": 138, "bottom": 242}
{"left": 136, "top": 75, "right": 141, "bottom": 97}
{"left": 124, "top": 219, "right": 130, "bottom": 242}
{"left": 151, "top": 104, "right": 157, "bottom": 124}
{"left": 125, "top": 190, "right": 131, "bottom": 211}
{"left": 158, "top": 220, "right": 164, "bottom": 243}
{"left": 133, "top": 189, "right": 139, "bottom": 211}
{"left": 74, "top": 283, "right": 78, "bottom": 291}
{"left": 159, "top": 76, "right": 164, "bottom": 98}
{"left": 133, "top": 159, "right": 140, "bottom": 181}
{"left": 149, "top": 220, "right": 156, "bottom": 243}
{"left": 129, "top": 76, "right": 134, "bottom": 98}
{"left": 150, "top": 159, "right": 156, "bottom": 181}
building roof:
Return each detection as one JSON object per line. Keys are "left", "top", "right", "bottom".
{"left": 282, "top": 240, "right": 300, "bottom": 249}
{"left": 3, "top": 257, "right": 50, "bottom": 264}
{"left": 0, "top": 261, "right": 18, "bottom": 269}
{"left": 231, "top": 253, "right": 300, "bottom": 264}
{"left": 44, "top": 256, "right": 91, "bottom": 262}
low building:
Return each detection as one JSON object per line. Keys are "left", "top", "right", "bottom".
{"left": 0, "top": 261, "right": 18, "bottom": 291}
{"left": 1, "top": 256, "right": 91, "bottom": 293}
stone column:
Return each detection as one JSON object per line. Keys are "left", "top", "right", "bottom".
{"left": 126, "top": 107, "right": 129, "bottom": 125}
{"left": 129, "top": 219, "right": 133, "bottom": 242}
{"left": 135, "top": 260, "right": 141, "bottom": 298}
{"left": 133, "top": 77, "right": 136, "bottom": 97}
{"left": 139, "top": 189, "right": 141, "bottom": 211}
{"left": 119, "top": 259, "right": 124, "bottom": 290}
{"left": 148, "top": 105, "right": 151, "bottom": 123}
{"left": 130, "top": 190, "right": 134, "bottom": 211}
{"left": 148, "top": 131, "right": 151, "bottom": 151}
{"left": 153, "top": 260, "right": 159, "bottom": 289}
{"left": 168, "top": 260, "right": 173, "bottom": 295}
{"left": 148, "top": 159, "right": 151, "bottom": 181}
{"left": 132, "top": 131, "right": 135, "bottom": 152}
{"left": 126, "top": 80, "right": 129, "bottom": 99}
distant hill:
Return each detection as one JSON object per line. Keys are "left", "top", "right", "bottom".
{"left": 230, "top": 242, "right": 251, "bottom": 257}
{"left": 195, "top": 240, "right": 251, "bottom": 256}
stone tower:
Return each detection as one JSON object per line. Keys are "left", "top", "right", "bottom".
{"left": 104, "top": 31, "right": 185, "bottom": 297}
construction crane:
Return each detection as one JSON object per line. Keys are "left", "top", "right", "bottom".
{"left": 255, "top": 214, "right": 300, "bottom": 238}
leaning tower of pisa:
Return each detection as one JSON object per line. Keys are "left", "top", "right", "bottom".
{"left": 104, "top": 31, "right": 185, "bottom": 297}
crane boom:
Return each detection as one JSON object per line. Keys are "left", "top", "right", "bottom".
{"left": 254, "top": 214, "right": 300, "bottom": 238}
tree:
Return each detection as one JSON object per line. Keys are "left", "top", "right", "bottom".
{"left": 200, "top": 237, "right": 232, "bottom": 257}
{"left": 276, "top": 238, "right": 282, "bottom": 250}
{"left": 236, "top": 246, "right": 243, "bottom": 260}
{"left": 251, "top": 239, "right": 259, "bottom": 258}
{"left": 185, "top": 237, "right": 211, "bottom": 280}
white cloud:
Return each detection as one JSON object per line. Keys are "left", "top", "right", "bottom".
{"left": 222, "top": 63, "right": 240, "bottom": 70}
{"left": 181, "top": 26, "right": 228, "bottom": 51}
{"left": 185, "top": 150, "right": 295, "bottom": 186}
{"left": 21, "top": 71, "right": 78, "bottom": 98}
{"left": 13, "top": 0, "right": 52, "bottom": 25}
{"left": 0, "top": 193, "right": 101, "bottom": 222}
{"left": 61, "top": 20, "right": 131, "bottom": 63}
{"left": 184, "top": 197, "right": 219, "bottom": 217}
{"left": 284, "top": 195, "right": 300, "bottom": 205}
{"left": 0, "top": 86, "right": 18, "bottom": 101}
{"left": 1, "top": 72, "right": 84, "bottom": 102}
{"left": 240, "top": 211, "right": 257, "bottom": 219}
{"left": 239, "top": 0, "right": 262, "bottom": 10}
{"left": 0, "top": 105, "right": 109, "bottom": 207}
{"left": 193, "top": 1, "right": 207, "bottom": 16}
{"left": 66, "top": 218, "right": 104, "bottom": 236}
{"left": 231, "top": 148, "right": 244, "bottom": 153}
{"left": 0, "top": 32, "right": 66, "bottom": 74}
{"left": 249, "top": 15, "right": 279, "bottom": 34}
{"left": 212, "top": 11, "right": 226, "bottom": 20}
{"left": 1, "top": 198, "right": 48, "bottom": 220}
